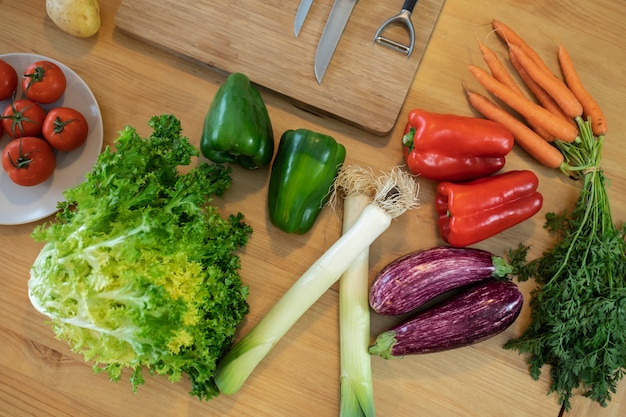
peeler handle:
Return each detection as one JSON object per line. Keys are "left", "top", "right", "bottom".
{"left": 402, "top": 0, "right": 419, "bottom": 13}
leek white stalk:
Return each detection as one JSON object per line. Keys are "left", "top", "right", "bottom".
{"left": 336, "top": 167, "right": 378, "bottom": 417}
{"left": 214, "top": 166, "right": 419, "bottom": 395}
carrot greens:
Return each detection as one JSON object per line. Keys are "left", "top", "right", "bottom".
{"left": 468, "top": 19, "right": 624, "bottom": 410}
{"left": 505, "top": 117, "right": 626, "bottom": 410}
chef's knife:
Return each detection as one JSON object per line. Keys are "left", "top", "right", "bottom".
{"left": 314, "top": 0, "right": 358, "bottom": 83}
{"left": 294, "top": 0, "right": 313, "bottom": 37}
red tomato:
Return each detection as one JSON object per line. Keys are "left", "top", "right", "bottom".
{"left": 0, "top": 59, "right": 18, "bottom": 100}
{"left": 2, "top": 98, "right": 46, "bottom": 138}
{"left": 2, "top": 136, "right": 56, "bottom": 186}
{"left": 42, "top": 107, "right": 89, "bottom": 151}
{"left": 22, "top": 60, "right": 67, "bottom": 104}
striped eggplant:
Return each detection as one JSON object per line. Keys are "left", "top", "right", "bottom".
{"left": 369, "top": 246, "right": 512, "bottom": 315}
{"left": 368, "top": 279, "right": 523, "bottom": 359}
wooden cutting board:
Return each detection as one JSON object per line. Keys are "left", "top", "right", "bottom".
{"left": 115, "top": 0, "right": 445, "bottom": 135}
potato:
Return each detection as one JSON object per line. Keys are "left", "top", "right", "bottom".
{"left": 46, "top": 0, "right": 101, "bottom": 38}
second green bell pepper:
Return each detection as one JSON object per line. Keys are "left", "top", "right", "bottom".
{"left": 200, "top": 72, "right": 274, "bottom": 169}
{"left": 268, "top": 129, "right": 347, "bottom": 234}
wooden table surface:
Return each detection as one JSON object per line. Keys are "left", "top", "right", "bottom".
{"left": 1, "top": 1, "right": 624, "bottom": 416}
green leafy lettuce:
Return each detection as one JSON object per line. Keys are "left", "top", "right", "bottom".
{"left": 28, "top": 114, "right": 252, "bottom": 400}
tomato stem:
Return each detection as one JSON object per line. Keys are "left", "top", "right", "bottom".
{"left": 2, "top": 93, "right": 39, "bottom": 137}
{"left": 52, "top": 116, "right": 78, "bottom": 134}
{"left": 22, "top": 65, "right": 46, "bottom": 94}
{"left": 7, "top": 138, "right": 34, "bottom": 169}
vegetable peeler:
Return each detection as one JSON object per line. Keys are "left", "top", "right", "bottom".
{"left": 373, "top": 0, "right": 417, "bottom": 56}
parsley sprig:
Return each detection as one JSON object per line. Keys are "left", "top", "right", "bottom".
{"left": 505, "top": 117, "right": 626, "bottom": 411}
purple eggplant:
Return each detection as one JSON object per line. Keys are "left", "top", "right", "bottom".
{"left": 369, "top": 279, "right": 523, "bottom": 359}
{"left": 369, "top": 246, "right": 512, "bottom": 315}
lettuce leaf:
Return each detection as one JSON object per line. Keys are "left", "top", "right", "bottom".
{"left": 29, "top": 114, "right": 251, "bottom": 400}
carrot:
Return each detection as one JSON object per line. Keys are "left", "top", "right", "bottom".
{"left": 509, "top": 50, "right": 574, "bottom": 140}
{"left": 557, "top": 44, "right": 607, "bottom": 136}
{"left": 508, "top": 43, "right": 583, "bottom": 119}
{"left": 468, "top": 64, "right": 579, "bottom": 142}
{"left": 477, "top": 40, "right": 522, "bottom": 94}
{"left": 477, "top": 39, "right": 554, "bottom": 141}
{"left": 466, "top": 88, "right": 565, "bottom": 169}
{"left": 478, "top": 40, "right": 554, "bottom": 141}
{"left": 491, "top": 19, "right": 554, "bottom": 76}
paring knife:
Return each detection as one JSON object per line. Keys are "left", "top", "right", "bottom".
{"left": 294, "top": 0, "right": 314, "bottom": 37}
{"left": 314, "top": 0, "right": 358, "bottom": 83}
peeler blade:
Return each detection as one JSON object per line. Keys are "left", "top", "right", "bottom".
{"left": 373, "top": 0, "right": 418, "bottom": 56}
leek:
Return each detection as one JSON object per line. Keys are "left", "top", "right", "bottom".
{"left": 336, "top": 167, "right": 378, "bottom": 417}
{"left": 214, "top": 166, "right": 419, "bottom": 395}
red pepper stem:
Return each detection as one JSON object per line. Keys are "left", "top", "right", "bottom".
{"left": 402, "top": 127, "right": 416, "bottom": 150}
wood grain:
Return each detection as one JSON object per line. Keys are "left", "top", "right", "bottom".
{"left": 114, "top": 0, "right": 446, "bottom": 135}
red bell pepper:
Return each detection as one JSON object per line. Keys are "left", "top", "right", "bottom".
{"left": 436, "top": 170, "right": 543, "bottom": 247}
{"left": 402, "top": 109, "right": 514, "bottom": 182}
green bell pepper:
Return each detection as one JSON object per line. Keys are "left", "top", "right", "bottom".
{"left": 200, "top": 72, "right": 274, "bottom": 169}
{"left": 268, "top": 129, "right": 347, "bottom": 234}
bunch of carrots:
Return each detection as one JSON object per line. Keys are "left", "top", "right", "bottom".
{"left": 465, "top": 20, "right": 626, "bottom": 411}
{"left": 466, "top": 19, "right": 606, "bottom": 172}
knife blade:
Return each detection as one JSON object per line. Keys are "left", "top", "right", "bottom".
{"left": 294, "top": 0, "right": 314, "bottom": 37}
{"left": 314, "top": 0, "right": 358, "bottom": 83}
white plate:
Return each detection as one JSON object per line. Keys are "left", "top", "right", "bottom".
{"left": 0, "top": 53, "right": 103, "bottom": 225}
